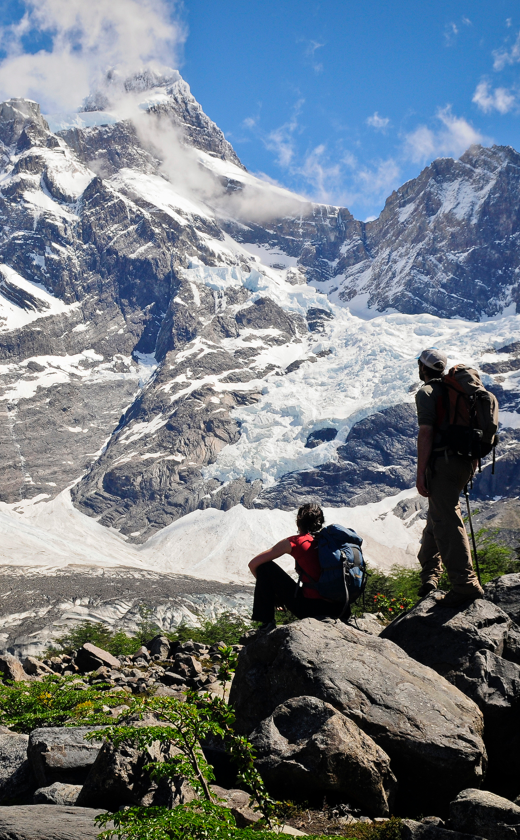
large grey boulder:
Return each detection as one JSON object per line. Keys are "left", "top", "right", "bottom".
{"left": 0, "top": 733, "right": 34, "bottom": 804}
{"left": 381, "top": 592, "right": 520, "bottom": 796}
{"left": 28, "top": 727, "right": 102, "bottom": 787}
{"left": 485, "top": 573, "right": 520, "bottom": 624}
{"left": 249, "top": 696, "right": 397, "bottom": 817}
{"left": 33, "top": 782, "right": 82, "bottom": 805}
{"left": 229, "top": 619, "right": 486, "bottom": 814}
{"left": 0, "top": 805, "right": 107, "bottom": 840}
{"left": 77, "top": 735, "right": 194, "bottom": 809}
{"left": 148, "top": 635, "right": 170, "bottom": 659}
{"left": 0, "top": 655, "right": 27, "bottom": 682}
{"left": 75, "top": 643, "right": 121, "bottom": 673}
{"left": 449, "top": 788, "right": 520, "bottom": 838}
{"left": 401, "top": 818, "right": 484, "bottom": 839}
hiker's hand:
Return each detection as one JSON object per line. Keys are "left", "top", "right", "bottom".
{"left": 416, "top": 472, "right": 429, "bottom": 497}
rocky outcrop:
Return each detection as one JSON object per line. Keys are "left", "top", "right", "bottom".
{"left": 33, "top": 783, "right": 82, "bottom": 806}
{"left": 381, "top": 591, "right": 520, "bottom": 797}
{"left": 401, "top": 818, "right": 482, "bottom": 839}
{"left": 0, "top": 805, "right": 107, "bottom": 840}
{"left": 449, "top": 788, "right": 520, "bottom": 839}
{"left": 256, "top": 403, "right": 418, "bottom": 509}
{"left": 249, "top": 695, "right": 397, "bottom": 817}
{"left": 484, "top": 572, "right": 520, "bottom": 624}
{"left": 28, "top": 728, "right": 102, "bottom": 788}
{"left": 76, "top": 728, "right": 194, "bottom": 810}
{"left": 0, "top": 734, "right": 34, "bottom": 804}
{"left": 0, "top": 655, "right": 28, "bottom": 682}
{"left": 229, "top": 618, "right": 486, "bottom": 813}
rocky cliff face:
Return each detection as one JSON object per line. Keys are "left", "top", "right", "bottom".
{"left": 0, "top": 75, "right": 519, "bottom": 545}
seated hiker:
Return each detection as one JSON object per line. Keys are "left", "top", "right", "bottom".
{"left": 248, "top": 502, "right": 345, "bottom": 631}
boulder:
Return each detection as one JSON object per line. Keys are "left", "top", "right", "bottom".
{"left": 75, "top": 643, "right": 120, "bottom": 673}
{"left": 401, "top": 819, "right": 483, "bottom": 839}
{"left": 229, "top": 618, "right": 486, "bottom": 814}
{"left": 249, "top": 696, "right": 397, "bottom": 817}
{"left": 28, "top": 727, "right": 102, "bottom": 787}
{"left": 0, "top": 805, "right": 108, "bottom": 840}
{"left": 485, "top": 573, "right": 520, "bottom": 624}
{"left": 148, "top": 635, "right": 170, "bottom": 659}
{"left": 381, "top": 593, "right": 520, "bottom": 796}
{"left": 77, "top": 735, "right": 194, "bottom": 809}
{"left": 449, "top": 788, "right": 520, "bottom": 839}
{"left": 0, "top": 655, "right": 27, "bottom": 682}
{"left": 0, "top": 733, "right": 34, "bottom": 804}
{"left": 33, "top": 782, "right": 82, "bottom": 805}
{"left": 23, "top": 657, "right": 53, "bottom": 677}
{"left": 211, "top": 785, "right": 259, "bottom": 827}
{"left": 351, "top": 613, "right": 385, "bottom": 636}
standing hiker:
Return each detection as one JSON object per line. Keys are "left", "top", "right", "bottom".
{"left": 248, "top": 502, "right": 344, "bottom": 631}
{"left": 415, "top": 348, "right": 484, "bottom": 606}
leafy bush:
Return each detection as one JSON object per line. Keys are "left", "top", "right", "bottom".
{"left": 93, "top": 692, "right": 403, "bottom": 840}
{"left": 46, "top": 610, "right": 253, "bottom": 660}
{"left": 170, "top": 612, "right": 253, "bottom": 647}
{"left": 0, "top": 674, "right": 122, "bottom": 733}
{"left": 353, "top": 524, "right": 519, "bottom": 619}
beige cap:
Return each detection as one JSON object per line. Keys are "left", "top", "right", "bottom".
{"left": 418, "top": 347, "right": 447, "bottom": 372}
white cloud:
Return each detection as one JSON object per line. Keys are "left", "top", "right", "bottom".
{"left": 298, "top": 145, "right": 400, "bottom": 208}
{"left": 304, "top": 40, "right": 325, "bottom": 73}
{"left": 404, "top": 106, "right": 485, "bottom": 165}
{"left": 444, "top": 21, "right": 459, "bottom": 46}
{"left": 366, "top": 111, "right": 390, "bottom": 131}
{"left": 0, "top": 0, "right": 186, "bottom": 112}
{"left": 493, "top": 30, "right": 520, "bottom": 70}
{"left": 264, "top": 100, "right": 304, "bottom": 167}
{"left": 473, "top": 80, "right": 516, "bottom": 114}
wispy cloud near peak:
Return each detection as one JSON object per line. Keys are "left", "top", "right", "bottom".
{"left": 404, "top": 106, "right": 485, "bottom": 165}
{"left": 0, "top": 0, "right": 186, "bottom": 113}
{"left": 473, "top": 80, "right": 516, "bottom": 114}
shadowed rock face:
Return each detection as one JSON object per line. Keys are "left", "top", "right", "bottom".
{"left": 381, "top": 590, "right": 520, "bottom": 799}
{"left": 230, "top": 618, "right": 486, "bottom": 815}
{"left": 249, "top": 695, "right": 397, "bottom": 817}
{"left": 256, "top": 403, "right": 418, "bottom": 509}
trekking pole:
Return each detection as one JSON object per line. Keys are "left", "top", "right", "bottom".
{"left": 464, "top": 483, "right": 481, "bottom": 585}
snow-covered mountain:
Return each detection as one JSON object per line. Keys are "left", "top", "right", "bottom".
{"left": 0, "top": 71, "right": 519, "bottom": 568}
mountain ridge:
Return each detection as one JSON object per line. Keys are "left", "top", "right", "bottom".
{"left": 0, "top": 76, "right": 518, "bottom": 551}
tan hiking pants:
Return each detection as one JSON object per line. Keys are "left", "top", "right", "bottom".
{"left": 418, "top": 453, "right": 483, "bottom": 596}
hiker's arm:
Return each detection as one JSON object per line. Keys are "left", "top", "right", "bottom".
{"left": 416, "top": 424, "right": 434, "bottom": 497}
{"left": 248, "top": 539, "right": 292, "bottom": 579}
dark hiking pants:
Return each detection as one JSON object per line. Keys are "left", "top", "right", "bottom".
{"left": 251, "top": 561, "right": 343, "bottom": 624}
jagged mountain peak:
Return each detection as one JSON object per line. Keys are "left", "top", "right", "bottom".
{"left": 71, "top": 67, "right": 242, "bottom": 168}
{"left": 0, "top": 76, "right": 518, "bottom": 549}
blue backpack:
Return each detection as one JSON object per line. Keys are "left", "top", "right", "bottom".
{"left": 296, "top": 524, "right": 367, "bottom": 618}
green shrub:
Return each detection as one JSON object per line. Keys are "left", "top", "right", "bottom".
{"left": 168, "top": 612, "right": 253, "bottom": 647}
{"left": 0, "top": 674, "right": 123, "bottom": 733}
{"left": 353, "top": 524, "right": 518, "bottom": 618}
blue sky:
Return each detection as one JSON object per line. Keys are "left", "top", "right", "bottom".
{"left": 2, "top": 1, "right": 520, "bottom": 219}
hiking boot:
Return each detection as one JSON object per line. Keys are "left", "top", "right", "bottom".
{"left": 418, "top": 581, "right": 437, "bottom": 598}
{"left": 257, "top": 620, "right": 277, "bottom": 635}
{"left": 439, "top": 589, "right": 483, "bottom": 608}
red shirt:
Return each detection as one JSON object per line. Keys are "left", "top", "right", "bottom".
{"left": 289, "top": 533, "right": 322, "bottom": 599}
